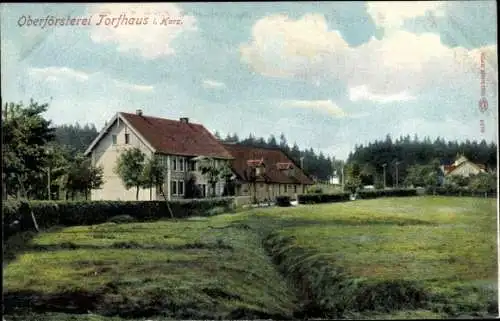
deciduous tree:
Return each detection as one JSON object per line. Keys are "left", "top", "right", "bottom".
{"left": 114, "top": 148, "right": 146, "bottom": 200}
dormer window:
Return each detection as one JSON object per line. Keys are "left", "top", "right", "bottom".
{"left": 247, "top": 158, "right": 265, "bottom": 177}
{"left": 276, "top": 162, "right": 293, "bottom": 170}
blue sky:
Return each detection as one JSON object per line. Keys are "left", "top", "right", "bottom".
{"left": 1, "top": 2, "right": 497, "bottom": 160}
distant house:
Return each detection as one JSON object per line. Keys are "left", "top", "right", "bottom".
{"left": 440, "top": 155, "right": 487, "bottom": 180}
{"left": 222, "top": 143, "right": 314, "bottom": 201}
{"left": 84, "top": 110, "right": 233, "bottom": 201}
{"left": 84, "top": 110, "right": 314, "bottom": 202}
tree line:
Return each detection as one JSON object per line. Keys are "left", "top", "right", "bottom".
{"left": 344, "top": 134, "right": 497, "bottom": 191}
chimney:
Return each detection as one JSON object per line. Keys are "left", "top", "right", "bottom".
{"left": 136, "top": 109, "right": 143, "bottom": 116}
{"left": 180, "top": 117, "right": 189, "bottom": 124}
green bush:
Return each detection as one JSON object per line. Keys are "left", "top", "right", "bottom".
{"left": 307, "top": 186, "right": 323, "bottom": 194}
{"left": 428, "top": 187, "right": 496, "bottom": 198}
{"left": 357, "top": 188, "right": 418, "bottom": 199}
{"left": 297, "top": 192, "right": 350, "bottom": 204}
{"left": 2, "top": 198, "right": 235, "bottom": 233}
{"left": 275, "top": 195, "right": 292, "bottom": 207}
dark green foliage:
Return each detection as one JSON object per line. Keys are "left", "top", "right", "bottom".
{"left": 429, "top": 187, "right": 497, "bottom": 198}
{"left": 54, "top": 123, "right": 98, "bottom": 156}
{"left": 114, "top": 148, "right": 146, "bottom": 200}
{"left": 297, "top": 193, "right": 350, "bottom": 204}
{"left": 3, "top": 100, "right": 56, "bottom": 199}
{"left": 185, "top": 174, "right": 203, "bottom": 198}
{"left": 275, "top": 195, "right": 292, "bottom": 207}
{"left": 2, "top": 198, "right": 235, "bottom": 232}
{"left": 357, "top": 189, "right": 418, "bottom": 199}
{"left": 348, "top": 135, "right": 497, "bottom": 188}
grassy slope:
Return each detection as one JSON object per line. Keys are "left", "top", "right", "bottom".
{"left": 3, "top": 196, "right": 497, "bottom": 320}
{"left": 3, "top": 217, "right": 297, "bottom": 320}
{"left": 252, "top": 196, "right": 498, "bottom": 317}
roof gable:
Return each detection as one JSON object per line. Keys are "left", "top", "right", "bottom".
{"left": 85, "top": 112, "right": 233, "bottom": 159}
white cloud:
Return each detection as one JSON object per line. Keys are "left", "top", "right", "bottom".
{"left": 202, "top": 79, "right": 226, "bottom": 89}
{"left": 240, "top": 13, "right": 498, "bottom": 99}
{"left": 240, "top": 14, "right": 349, "bottom": 78}
{"left": 366, "top": 1, "right": 447, "bottom": 31}
{"left": 28, "top": 67, "right": 90, "bottom": 82}
{"left": 87, "top": 3, "right": 197, "bottom": 59}
{"left": 113, "top": 79, "right": 154, "bottom": 93}
{"left": 281, "top": 99, "right": 346, "bottom": 117}
{"left": 349, "top": 85, "right": 416, "bottom": 103}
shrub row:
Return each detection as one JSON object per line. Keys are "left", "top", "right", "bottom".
{"left": 357, "top": 188, "right": 418, "bottom": 199}
{"left": 426, "top": 187, "right": 497, "bottom": 198}
{"left": 297, "top": 192, "right": 350, "bottom": 204}
{"left": 275, "top": 196, "right": 292, "bottom": 207}
{"left": 2, "top": 198, "right": 235, "bottom": 231}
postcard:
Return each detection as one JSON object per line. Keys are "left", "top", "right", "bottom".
{"left": 1, "top": 2, "right": 498, "bottom": 320}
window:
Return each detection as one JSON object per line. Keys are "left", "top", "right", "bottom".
{"left": 178, "top": 181, "right": 184, "bottom": 196}
{"left": 284, "top": 184, "right": 287, "bottom": 192}
{"left": 172, "top": 158, "right": 177, "bottom": 171}
{"left": 188, "top": 161, "right": 195, "bottom": 171}
{"left": 179, "top": 157, "right": 184, "bottom": 171}
{"left": 124, "top": 133, "right": 130, "bottom": 144}
{"left": 112, "top": 135, "right": 117, "bottom": 145}
{"left": 294, "top": 185, "right": 297, "bottom": 193}
{"left": 171, "top": 180, "right": 177, "bottom": 195}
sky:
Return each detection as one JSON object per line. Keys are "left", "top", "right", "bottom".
{"left": 1, "top": 2, "right": 498, "bottom": 161}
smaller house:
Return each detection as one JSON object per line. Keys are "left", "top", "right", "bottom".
{"left": 222, "top": 143, "right": 314, "bottom": 201}
{"left": 440, "top": 155, "right": 486, "bottom": 180}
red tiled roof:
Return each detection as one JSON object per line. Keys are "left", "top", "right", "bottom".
{"left": 443, "top": 164, "right": 457, "bottom": 174}
{"left": 120, "top": 112, "right": 233, "bottom": 159}
{"left": 222, "top": 143, "right": 314, "bottom": 185}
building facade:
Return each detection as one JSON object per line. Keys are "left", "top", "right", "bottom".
{"left": 85, "top": 111, "right": 233, "bottom": 201}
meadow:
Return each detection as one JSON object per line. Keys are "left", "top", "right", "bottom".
{"left": 3, "top": 196, "right": 497, "bottom": 320}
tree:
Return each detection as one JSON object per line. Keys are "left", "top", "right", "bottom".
{"left": 65, "top": 153, "right": 104, "bottom": 200}
{"left": 198, "top": 157, "right": 222, "bottom": 197}
{"left": 185, "top": 173, "right": 203, "bottom": 198}
{"left": 344, "top": 162, "right": 362, "bottom": 193}
{"left": 140, "top": 154, "right": 174, "bottom": 218}
{"left": 220, "top": 164, "right": 236, "bottom": 196}
{"left": 2, "top": 100, "right": 56, "bottom": 199}
{"left": 469, "top": 172, "right": 496, "bottom": 197}
{"left": 114, "top": 148, "right": 146, "bottom": 200}
{"left": 198, "top": 157, "right": 235, "bottom": 198}
{"left": 141, "top": 155, "right": 165, "bottom": 200}
{"left": 267, "top": 135, "right": 278, "bottom": 148}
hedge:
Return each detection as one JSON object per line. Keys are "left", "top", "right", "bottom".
{"left": 275, "top": 195, "right": 292, "bottom": 207}
{"left": 357, "top": 188, "right": 418, "bottom": 199}
{"left": 297, "top": 192, "right": 350, "bottom": 204}
{"left": 2, "top": 198, "right": 235, "bottom": 231}
{"left": 426, "top": 187, "right": 497, "bottom": 198}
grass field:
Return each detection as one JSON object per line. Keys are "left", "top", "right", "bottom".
{"left": 3, "top": 196, "right": 498, "bottom": 320}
